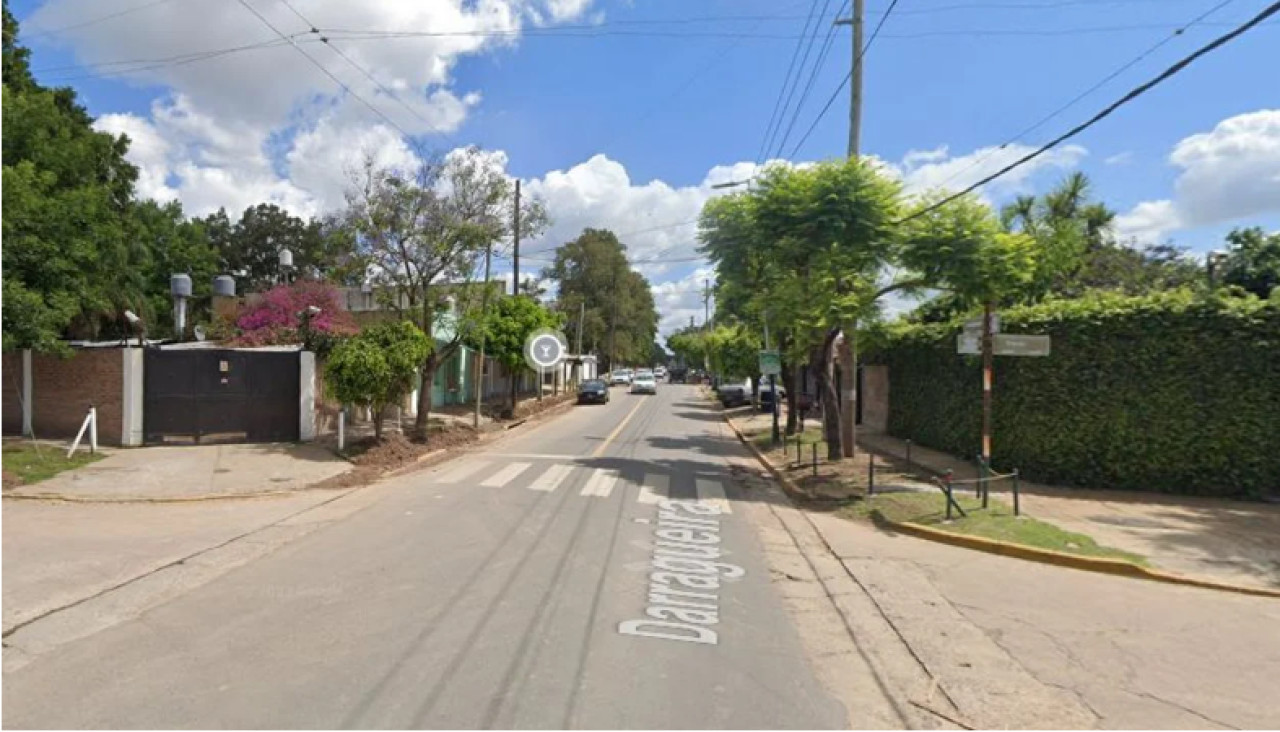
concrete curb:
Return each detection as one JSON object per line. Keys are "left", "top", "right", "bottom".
{"left": 720, "top": 413, "right": 1280, "bottom": 600}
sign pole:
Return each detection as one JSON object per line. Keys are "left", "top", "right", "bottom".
{"left": 765, "top": 319, "right": 780, "bottom": 446}
{"left": 982, "top": 301, "right": 994, "bottom": 465}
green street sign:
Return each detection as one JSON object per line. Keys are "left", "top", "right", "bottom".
{"left": 758, "top": 350, "right": 781, "bottom": 376}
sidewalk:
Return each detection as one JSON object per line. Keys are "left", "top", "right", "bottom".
{"left": 858, "top": 431, "right": 1280, "bottom": 592}
{"left": 732, "top": 409, "right": 1280, "bottom": 592}
{"left": 3, "top": 442, "right": 351, "bottom": 501}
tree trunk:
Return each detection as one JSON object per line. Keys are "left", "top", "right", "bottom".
{"left": 839, "top": 327, "right": 857, "bottom": 459}
{"left": 373, "top": 403, "right": 384, "bottom": 442}
{"left": 415, "top": 353, "right": 439, "bottom": 441}
{"left": 509, "top": 365, "right": 519, "bottom": 415}
{"left": 813, "top": 328, "right": 842, "bottom": 461}
{"left": 782, "top": 360, "right": 797, "bottom": 435}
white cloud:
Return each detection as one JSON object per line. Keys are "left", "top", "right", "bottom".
{"left": 1104, "top": 151, "right": 1133, "bottom": 166}
{"left": 887, "top": 143, "right": 1088, "bottom": 200}
{"left": 1115, "top": 109, "right": 1280, "bottom": 244}
{"left": 651, "top": 266, "right": 715, "bottom": 342}
{"left": 27, "top": 0, "right": 578, "bottom": 134}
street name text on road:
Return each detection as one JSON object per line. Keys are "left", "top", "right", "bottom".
{"left": 619, "top": 498, "right": 745, "bottom": 646}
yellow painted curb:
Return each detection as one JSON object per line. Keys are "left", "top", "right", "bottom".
{"left": 721, "top": 413, "right": 1280, "bottom": 600}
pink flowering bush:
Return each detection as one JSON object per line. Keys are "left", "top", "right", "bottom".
{"left": 230, "top": 281, "right": 357, "bottom": 348}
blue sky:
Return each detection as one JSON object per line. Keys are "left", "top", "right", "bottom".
{"left": 13, "top": 0, "right": 1280, "bottom": 333}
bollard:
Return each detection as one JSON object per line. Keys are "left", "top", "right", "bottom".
{"left": 1013, "top": 468, "right": 1021, "bottom": 516}
{"left": 978, "top": 456, "right": 990, "bottom": 508}
{"left": 812, "top": 443, "right": 818, "bottom": 477}
{"left": 868, "top": 452, "right": 875, "bottom": 495}
{"left": 944, "top": 469, "right": 955, "bottom": 521}
{"left": 905, "top": 439, "right": 912, "bottom": 469}
{"left": 796, "top": 439, "right": 802, "bottom": 465}
{"left": 338, "top": 409, "right": 346, "bottom": 452}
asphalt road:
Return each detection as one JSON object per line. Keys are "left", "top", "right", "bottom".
{"left": 3, "top": 385, "right": 848, "bottom": 729}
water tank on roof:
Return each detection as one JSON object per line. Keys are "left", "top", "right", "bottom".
{"left": 170, "top": 273, "right": 192, "bottom": 298}
{"left": 213, "top": 275, "right": 236, "bottom": 297}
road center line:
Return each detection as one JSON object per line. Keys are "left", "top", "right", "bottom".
{"left": 592, "top": 398, "right": 647, "bottom": 457}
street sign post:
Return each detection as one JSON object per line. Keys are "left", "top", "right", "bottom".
{"left": 957, "top": 333, "right": 1050, "bottom": 357}
{"left": 758, "top": 350, "right": 781, "bottom": 376}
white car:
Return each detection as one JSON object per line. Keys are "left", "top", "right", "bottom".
{"left": 609, "top": 369, "right": 633, "bottom": 386}
{"left": 654, "top": 366, "right": 667, "bottom": 379}
{"left": 630, "top": 372, "right": 657, "bottom": 395}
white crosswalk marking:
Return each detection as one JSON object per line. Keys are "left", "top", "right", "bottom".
{"left": 580, "top": 468, "right": 620, "bottom": 498}
{"left": 481, "top": 462, "right": 532, "bottom": 488}
{"left": 528, "top": 464, "right": 575, "bottom": 492}
{"left": 637, "top": 473, "right": 669, "bottom": 504}
{"left": 695, "top": 478, "right": 732, "bottom": 514}
{"left": 435, "top": 460, "right": 490, "bottom": 484}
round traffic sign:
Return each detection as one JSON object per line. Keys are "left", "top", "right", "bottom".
{"left": 524, "top": 329, "right": 568, "bottom": 371}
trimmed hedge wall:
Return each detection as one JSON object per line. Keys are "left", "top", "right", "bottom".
{"left": 868, "top": 291, "right": 1280, "bottom": 498}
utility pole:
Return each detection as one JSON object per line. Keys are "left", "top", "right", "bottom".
{"left": 512, "top": 180, "right": 521, "bottom": 295}
{"left": 576, "top": 299, "right": 585, "bottom": 383}
{"left": 981, "top": 301, "right": 994, "bottom": 466}
{"left": 702, "top": 279, "right": 713, "bottom": 379}
{"left": 609, "top": 266, "right": 619, "bottom": 373}
{"left": 834, "top": 1, "right": 865, "bottom": 460}
{"left": 473, "top": 239, "right": 493, "bottom": 428}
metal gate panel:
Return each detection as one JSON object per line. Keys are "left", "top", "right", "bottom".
{"left": 143, "top": 349, "right": 299, "bottom": 444}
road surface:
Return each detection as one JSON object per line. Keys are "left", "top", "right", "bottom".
{"left": 3, "top": 385, "right": 849, "bottom": 729}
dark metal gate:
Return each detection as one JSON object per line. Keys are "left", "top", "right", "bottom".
{"left": 144, "top": 349, "right": 300, "bottom": 444}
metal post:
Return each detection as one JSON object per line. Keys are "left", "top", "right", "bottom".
{"left": 944, "top": 469, "right": 954, "bottom": 521}
{"left": 982, "top": 300, "right": 994, "bottom": 466}
{"left": 474, "top": 237, "right": 492, "bottom": 428}
{"left": 1013, "top": 468, "right": 1021, "bottom": 517}
{"left": 89, "top": 406, "right": 97, "bottom": 454}
{"left": 338, "top": 409, "right": 346, "bottom": 451}
{"left": 511, "top": 179, "right": 520, "bottom": 295}
{"left": 812, "top": 443, "right": 818, "bottom": 476}
{"left": 868, "top": 452, "right": 875, "bottom": 495}
{"left": 979, "top": 456, "right": 990, "bottom": 509}
{"left": 905, "top": 438, "right": 912, "bottom": 469}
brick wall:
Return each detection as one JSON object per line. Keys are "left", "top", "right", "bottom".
{"left": 30, "top": 349, "right": 124, "bottom": 445}
{"left": 861, "top": 363, "right": 890, "bottom": 433}
{"left": 2, "top": 352, "right": 22, "bottom": 435}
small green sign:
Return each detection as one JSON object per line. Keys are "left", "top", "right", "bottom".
{"left": 758, "top": 350, "right": 781, "bottom": 376}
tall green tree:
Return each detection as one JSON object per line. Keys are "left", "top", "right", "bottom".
{"left": 469, "top": 294, "right": 562, "bottom": 411}
{"left": 202, "top": 203, "right": 356, "bottom": 292}
{"left": 2, "top": 4, "right": 146, "bottom": 349}
{"left": 1220, "top": 227, "right": 1280, "bottom": 299}
{"left": 542, "top": 228, "right": 658, "bottom": 371}
{"left": 339, "top": 148, "right": 547, "bottom": 438}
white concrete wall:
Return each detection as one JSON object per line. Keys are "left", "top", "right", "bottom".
{"left": 120, "top": 348, "right": 144, "bottom": 446}
{"left": 299, "top": 351, "right": 316, "bottom": 441}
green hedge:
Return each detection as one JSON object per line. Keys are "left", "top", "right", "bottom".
{"left": 867, "top": 291, "right": 1280, "bottom": 498}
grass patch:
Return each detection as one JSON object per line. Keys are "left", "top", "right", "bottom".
{"left": 2, "top": 443, "right": 104, "bottom": 487}
{"left": 840, "top": 491, "right": 1148, "bottom": 565}
{"left": 751, "top": 425, "right": 825, "bottom": 450}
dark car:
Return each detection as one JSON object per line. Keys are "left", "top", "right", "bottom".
{"left": 758, "top": 384, "right": 787, "bottom": 412}
{"left": 577, "top": 379, "right": 610, "bottom": 405}
{"left": 668, "top": 368, "right": 688, "bottom": 384}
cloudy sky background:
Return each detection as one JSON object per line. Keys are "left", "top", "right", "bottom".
{"left": 15, "top": 0, "right": 1280, "bottom": 339}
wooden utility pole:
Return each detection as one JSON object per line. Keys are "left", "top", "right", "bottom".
{"left": 473, "top": 239, "right": 492, "bottom": 428}
{"left": 512, "top": 180, "right": 521, "bottom": 295}
{"left": 834, "top": 1, "right": 865, "bottom": 459}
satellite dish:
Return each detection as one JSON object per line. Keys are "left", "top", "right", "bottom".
{"left": 193, "top": 325, "right": 207, "bottom": 342}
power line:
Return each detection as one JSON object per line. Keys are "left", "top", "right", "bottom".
{"left": 773, "top": 0, "right": 850, "bottom": 158}
{"left": 764, "top": 0, "right": 836, "bottom": 162}
{"left": 21, "top": 0, "right": 188, "bottom": 40}
{"left": 755, "top": 0, "right": 826, "bottom": 166}
{"left": 922, "top": 0, "right": 1243, "bottom": 192}
{"left": 275, "top": 0, "right": 453, "bottom": 141}
{"left": 232, "top": 0, "right": 413, "bottom": 138}
{"left": 896, "top": 0, "right": 1280, "bottom": 225}
{"left": 787, "top": 0, "right": 903, "bottom": 157}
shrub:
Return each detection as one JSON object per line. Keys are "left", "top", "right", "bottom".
{"left": 867, "top": 290, "right": 1280, "bottom": 498}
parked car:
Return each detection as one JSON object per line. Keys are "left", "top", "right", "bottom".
{"left": 668, "top": 368, "right": 688, "bottom": 384}
{"left": 718, "top": 382, "right": 749, "bottom": 408}
{"left": 654, "top": 366, "right": 667, "bottom": 379}
{"left": 631, "top": 371, "right": 658, "bottom": 395}
{"left": 609, "top": 369, "right": 633, "bottom": 386}
{"left": 577, "top": 378, "right": 610, "bottom": 405}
